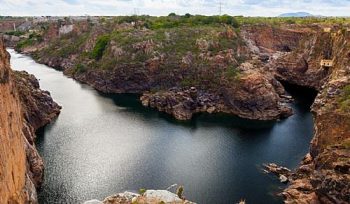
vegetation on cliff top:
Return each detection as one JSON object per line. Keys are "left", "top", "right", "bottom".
{"left": 113, "top": 14, "right": 240, "bottom": 29}
{"left": 24, "top": 18, "right": 245, "bottom": 91}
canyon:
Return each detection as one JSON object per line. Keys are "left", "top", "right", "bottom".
{"left": 1, "top": 16, "right": 349, "bottom": 203}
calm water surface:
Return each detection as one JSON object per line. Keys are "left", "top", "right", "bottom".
{"left": 9, "top": 49, "right": 315, "bottom": 204}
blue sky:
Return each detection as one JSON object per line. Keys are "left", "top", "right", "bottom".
{"left": 0, "top": 0, "right": 349, "bottom": 16}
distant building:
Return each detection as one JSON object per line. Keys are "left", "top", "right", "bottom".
{"left": 320, "top": 59, "right": 334, "bottom": 67}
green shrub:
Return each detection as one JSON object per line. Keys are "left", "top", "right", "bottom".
{"left": 75, "top": 63, "right": 87, "bottom": 73}
{"left": 224, "top": 66, "right": 239, "bottom": 80}
{"left": 5, "top": 30, "right": 25, "bottom": 36}
{"left": 139, "top": 188, "right": 146, "bottom": 194}
{"left": 219, "top": 15, "right": 239, "bottom": 28}
{"left": 91, "top": 35, "right": 110, "bottom": 60}
{"left": 184, "top": 13, "right": 192, "bottom": 18}
{"left": 176, "top": 186, "right": 184, "bottom": 199}
{"left": 339, "top": 85, "right": 350, "bottom": 113}
{"left": 16, "top": 39, "right": 34, "bottom": 49}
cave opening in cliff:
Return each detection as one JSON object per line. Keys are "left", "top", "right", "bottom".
{"left": 280, "top": 81, "right": 318, "bottom": 110}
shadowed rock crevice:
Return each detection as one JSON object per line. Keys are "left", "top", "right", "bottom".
{"left": 279, "top": 80, "right": 318, "bottom": 109}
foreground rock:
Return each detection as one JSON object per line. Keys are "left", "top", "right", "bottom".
{"left": 84, "top": 190, "right": 195, "bottom": 204}
{"left": 0, "top": 38, "right": 61, "bottom": 203}
{"left": 263, "top": 163, "right": 292, "bottom": 183}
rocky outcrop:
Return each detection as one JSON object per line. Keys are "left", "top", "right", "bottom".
{"left": 84, "top": 190, "right": 195, "bottom": 204}
{"left": 0, "top": 38, "right": 61, "bottom": 203}
{"left": 141, "top": 72, "right": 293, "bottom": 121}
{"left": 241, "top": 25, "right": 311, "bottom": 55}
{"left": 12, "top": 22, "right": 297, "bottom": 121}
{"left": 2, "top": 34, "right": 21, "bottom": 47}
{"left": 14, "top": 70, "right": 61, "bottom": 188}
{"left": 274, "top": 31, "right": 334, "bottom": 90}
{"left": 280, "top": 30, "right": 350, "bottom": 204}
{"left": 242, "top": 25, "right": 350, "bottom": 203}
{"left": 141, "top": 87, "right": 224, "bottom": 120}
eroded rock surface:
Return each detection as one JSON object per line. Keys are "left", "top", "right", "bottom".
{"left": 84, "top": 190, "right": 195, "bottom": 204}
{"left": 0, "top": 38, "right": 61, "bottom": 203}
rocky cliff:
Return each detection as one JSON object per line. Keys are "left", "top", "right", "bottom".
{"left": 15, "top": 21, "right": 295, "bottom": 121}
{"left": 279, "top": 30, "right": 350, "bottom": 204}
{"left": 7, "top": 19, "right": 350, "bottom": 203}
{"left": 0, "top": 38, "right": 61, "bottom": 203}
{"left": 245, "top": 24, "right": 350, "bottom": 203}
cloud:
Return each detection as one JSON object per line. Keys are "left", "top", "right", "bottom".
{"left": 0, "top": 0, "right": 349, "bottom": 16}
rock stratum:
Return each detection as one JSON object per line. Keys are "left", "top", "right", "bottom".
{"left": 3, "top": 17, "right": 350, "bottom": 203}
{"left": 0, "top": 38, "right": 61, "bottom": 203}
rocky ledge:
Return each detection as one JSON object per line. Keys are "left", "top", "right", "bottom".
{"left": 84, "top": 190, "right": 195, "bottom": 204}
{"left": 14, "top": 70, "right": 61, "bottom": 189}
{"left": 140, "top": 72, "right": 293, "bottom": 120}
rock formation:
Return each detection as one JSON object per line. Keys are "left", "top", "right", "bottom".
{"left": 84, "top": 190, "right": 195, "bottom": 204}
{"left": 0, "top": 38, "right": 61, "bottom": 203}
{"left": 4, "top": 19, "right": 350, "bottom": 203}
{"left": 280, "top": 30, "right": 350, "bottom": 204}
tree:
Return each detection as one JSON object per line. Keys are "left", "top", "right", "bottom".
{"left": 184, "top": 13, "right": 192, "bottom": 18}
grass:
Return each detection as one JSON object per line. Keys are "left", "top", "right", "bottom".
{"left": 338, "top": 85, "right": 350, "bottom": 113}
{"left": 15, "top": 32, "right": 43, "bottom": 49}
{"left": 5, "top": 30, "right": 25, "bottom": 36}
{"left": 16, "top": 38, "right": 34, "bottom": 49}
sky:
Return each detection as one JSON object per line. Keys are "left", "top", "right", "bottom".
{"left": 0, "top": 0, "right": 349, "bottom": 17}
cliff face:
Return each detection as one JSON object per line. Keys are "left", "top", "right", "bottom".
{"left": 278, "top": 30, "right": 350, "bottom": 203}
{"left": 0, "top": 38, "right": 61, "bottom": 203}
{"left": 0, "top": 37, "right": 28, "bottom": 204}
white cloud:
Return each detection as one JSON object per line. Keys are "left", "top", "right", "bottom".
{"left": 0, "top": 0, "right": 349, "bottom": 16}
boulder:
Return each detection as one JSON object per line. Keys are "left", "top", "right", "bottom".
{"left": 84, "top": 199, "right": 103, "bottom": 204}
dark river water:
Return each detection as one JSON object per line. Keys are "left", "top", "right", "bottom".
{"left": 9, "top": 49, "right": 315, "bottom": 204}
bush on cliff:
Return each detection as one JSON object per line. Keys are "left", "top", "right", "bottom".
{"left": 91, "top": 35, "right": 110, "bottom": 60}
{"left": 5, "top": 30, "right": 25, "bottom": 36}
{"left": 339, "top": 85, "right": 350, "bottom": 113}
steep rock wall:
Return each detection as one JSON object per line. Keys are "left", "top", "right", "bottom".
{"left": 0, "top": 38, "right": 61, "bottom": 203}
{"left": 0, "top": 37, "right": 28, "bottom": 204}
{"left": 281, "top": 30, "right": 350, "bottom": 204}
